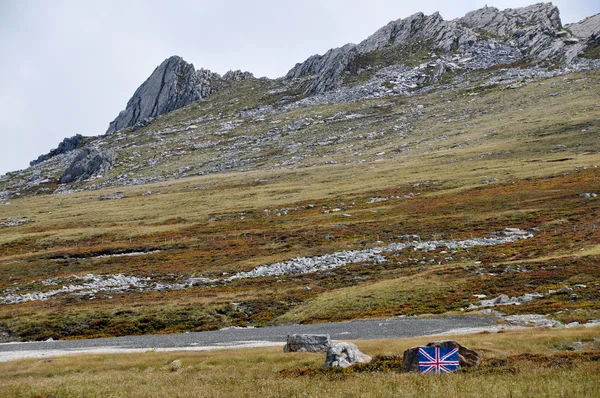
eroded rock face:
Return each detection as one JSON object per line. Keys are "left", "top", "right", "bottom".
{"left": 60, "top": 148, "right": 116, "bottom": 183}
{"left": 567, "top": 14, "right": 600, "bottom": 39}
{"left": 284, "top": 334, "right": 332, "bottom": 353}
{"left": 106, "top": 56, "right": 220, "bottom": 135}
{"left": 403, "top": 340, "right": 481, "bottom": 372}
{"left": 325, "top": 342, "right": 372, "bottom": 368}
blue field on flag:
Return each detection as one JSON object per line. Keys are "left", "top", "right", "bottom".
{"left": 418, "top": 347, "right": 460, "bottom": 373}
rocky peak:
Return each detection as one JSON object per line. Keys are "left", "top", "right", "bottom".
{"left": 106, "top": 56, "right": 220, "bottom": 135}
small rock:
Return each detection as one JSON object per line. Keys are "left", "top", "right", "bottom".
{"left": 579, "top": 193, "right": 597, "bottom": 198}
{"left": 325, "top": 342, "right": 372, "bottom": 368}
{"left": 494, "top": 294, "right": 511, "bottom": 305}
{"left": 167, "top": 359, "right": 182, "bottom": 371}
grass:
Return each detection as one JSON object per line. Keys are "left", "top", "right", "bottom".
{"left": 0, "top": 327, "right": 598, "bottom": 397}
{"left": 0, "top": 70, "right": 598, "bottom": 340}
{"left": 0, "top": 165, "right": 598, "bottom": 340}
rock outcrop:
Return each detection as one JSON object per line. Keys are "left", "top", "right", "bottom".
{"left": 403, "top": 340, "right": 481, "bottom": 372}
{"left": 106, "top": 56, "right": 221, "bottom": 135}
{"left": 566, "top": 14, "right": 600, "bottom": 39}
{"left": 223, "top": 70, "right": 254, "bottom": 81}
{"left": 286, "top": 3, "right": 597, "bottom": 94}
{"left": 325, "top": 342, "right": 372, "bottom": 368}
{"left": 60, "top": 148, "right": 116, "bottom": 184}
{"left": 284, "top": 334, "right": 332, "bottom": 353}
{"left": 30, "top": 134, "right": 84, "bottom": 166}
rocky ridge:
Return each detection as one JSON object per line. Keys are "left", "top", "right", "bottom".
{"left": 287, "top": 3, "right": 599, "bottom": 94}
{"left": 2, "top": 3, "right": 599, "bottom": 197}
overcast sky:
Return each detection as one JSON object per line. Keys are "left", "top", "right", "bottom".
{"left": 1, "top": 0, "right": 598, "bottom": 175}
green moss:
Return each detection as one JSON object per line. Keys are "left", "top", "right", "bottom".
{"left": 582, "top": 40, "right": 600, "bottom": 60}
{"left": 342, "top": 39, "right": 438, "bottom": 88}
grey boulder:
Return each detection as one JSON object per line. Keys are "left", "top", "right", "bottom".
{"left": 325, "top": 342, "right": 372, "bottom": 368}
{"left": 284, "top": 334, "right": 331, "bottom": 353}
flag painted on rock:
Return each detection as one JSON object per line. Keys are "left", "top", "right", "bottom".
{"left": 418, "top": 347, "right": 460, "bottom": 373}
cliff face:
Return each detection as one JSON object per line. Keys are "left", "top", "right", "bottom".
{"left": 105, "top": 57, "right": 221, "bottom": 135}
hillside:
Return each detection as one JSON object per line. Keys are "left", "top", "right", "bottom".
{"left": 0, "top": 3, "right": 599, "bottom": 342}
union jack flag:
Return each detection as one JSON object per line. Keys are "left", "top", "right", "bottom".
{"left": 418, "top": 347, "right": 460, "bottom": 374}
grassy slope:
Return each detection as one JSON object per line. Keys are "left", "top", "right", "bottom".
{"left": 0, "top": 327, "right": 598, "bottom": 397}
{"left": 0, "top": 71, "right": 598, "bottom": 340}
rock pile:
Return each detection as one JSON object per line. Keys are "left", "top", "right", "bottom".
{"left": 0, "top": 218, "right": 28, "bottom": 227}
{"left": 227, "top": 230, "right": 533, "bottom": 280}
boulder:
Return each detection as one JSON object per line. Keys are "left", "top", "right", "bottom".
{"left": 284, "top": 334, "right": 331, "bottom": 353}
{"left": 59, "top": 148, "right": 116, "bottom": 184}
{"left": 403, "top": 340, "right": 480, "bottom": 372}
{"left": 325, "top": 342, "right": 372, "bottom": 368}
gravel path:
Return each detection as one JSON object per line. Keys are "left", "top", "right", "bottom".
{"left": 0, "top": 315, "right": 496, "bottom": 362}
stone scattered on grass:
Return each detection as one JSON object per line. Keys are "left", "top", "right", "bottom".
{"left": 0, "top": 218, "right": 28, "bottom": 227}
{"left": 99, "top": 192, "right": 124, "bottom": 200}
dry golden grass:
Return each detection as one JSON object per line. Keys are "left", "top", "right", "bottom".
{"left": 0, "top": 327, "right": 598, "bottom": 397}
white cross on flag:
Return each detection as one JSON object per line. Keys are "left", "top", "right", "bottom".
{"left": 418, "top": 347, "right": 460, "bottom": 373}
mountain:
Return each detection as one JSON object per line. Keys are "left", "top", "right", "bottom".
{"left": 0, "top": 2, "right": 599, "bottom": 343}
{"left": 2, "top": 2, "right": 598, "bottom": 197}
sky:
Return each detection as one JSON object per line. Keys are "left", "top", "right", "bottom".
{"left": 1, "top": 0, "right": 598, "bottom": 176}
